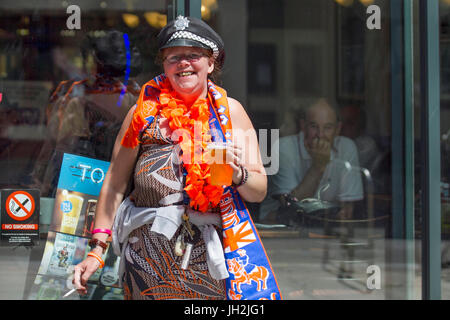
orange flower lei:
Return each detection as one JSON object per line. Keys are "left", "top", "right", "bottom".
{"left": 156, "top": 87, "right": 224, "bottom": 213}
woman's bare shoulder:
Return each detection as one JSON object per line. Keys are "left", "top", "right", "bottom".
{"left": 227, "top": 97, "right": 244, "bottom": 113}
{"left": 227, "top": 97, "right": 253, "bottom": 130}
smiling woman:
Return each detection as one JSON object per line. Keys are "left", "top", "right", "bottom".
{"left": 72, "top": 15, "right": 278, "bottom": 301}
{"left": 161, "top": 46, "right": 214, "bottom": 105}
{"left": 155, "top": 45, "right": 223, "bottom": 83}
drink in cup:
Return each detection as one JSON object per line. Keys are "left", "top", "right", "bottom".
{"left": 60, "top": 190, "right": 84, "bottom": 235}
{"left": 207, "top": 142, "right": 233, "bottom": 186}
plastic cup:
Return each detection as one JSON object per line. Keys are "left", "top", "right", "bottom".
{"left": 207, "top": 142, "right": 233, "bottom": 186}
{"left": 60, "top": 192, "right": 84, "bottom": 235}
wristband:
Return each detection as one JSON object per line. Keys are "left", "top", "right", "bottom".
{"left": 87, "top": 252, "right": 105, "bottom": 268}
{"left": 92, "top": 228, "right": 112, "bottom": 236}
{"left": 88, "top": 238, "right": 108, "bottom": 254}
{"left": 233, "top": 165, "right": 248, "bottom": 187}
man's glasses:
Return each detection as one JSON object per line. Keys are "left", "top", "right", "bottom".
{"left": 163, "top": 53, "right": 208, "bottom": 64}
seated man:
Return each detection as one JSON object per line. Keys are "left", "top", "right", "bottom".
{"left": 260, "top": 98, "right": 364, "bottom": 223}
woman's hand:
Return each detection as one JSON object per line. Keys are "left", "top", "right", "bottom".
{"left": 206, "top": 142, "right": 244, "bottom": 184}
{"left": 72, "top": 248, "right": 103, "bottom": 295}
{"left": 224, "top": 143, "right": 244, "bottom": 184}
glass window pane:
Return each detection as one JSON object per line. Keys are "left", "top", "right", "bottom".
{"left": 0, "top": 0, "right": 438, "bottom": 300}
{"left": 209, "top": 0, "right": 420, "bottom": 299}
{"left": 0, "top": 0, "right": 167, "bottom": 300}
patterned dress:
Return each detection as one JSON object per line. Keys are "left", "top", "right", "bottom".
{"left": 122, "top": 115, "right": 226, "bottom": 300}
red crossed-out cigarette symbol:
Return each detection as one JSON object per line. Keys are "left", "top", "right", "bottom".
{"left": 5, "top": 191, "right": 35, "bottom": 221}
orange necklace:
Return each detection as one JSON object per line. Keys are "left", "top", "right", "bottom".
{"left": 157, "top": 86, "right": 224, "bottom": 212}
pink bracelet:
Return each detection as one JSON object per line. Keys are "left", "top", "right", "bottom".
{"left": 92, "top": 228, "right": 112, "bottom": 236}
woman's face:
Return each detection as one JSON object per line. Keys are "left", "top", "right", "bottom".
{"left": 162, "top": 46, "right": 214, "bottom": 101}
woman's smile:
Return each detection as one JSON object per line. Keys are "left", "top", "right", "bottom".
{"left": 175, "top": 70, "right": 198, "bottom": 83}
{"left": 177, "top": 71, "right": 195, "bottom": 77}
{"left": 162, "top": 46, "right": 214, "bottom": 104}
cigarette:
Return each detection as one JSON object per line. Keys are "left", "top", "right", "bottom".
{"left": 15, "top": 198, "right": 29, "bottom": 212}
{"left": 63, "top": 288, "right": 77, "bottom": 298}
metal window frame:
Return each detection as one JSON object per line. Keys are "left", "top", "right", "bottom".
{"left": 419, "top": 0, "right": 441, "bottom": 300}
{"left": 390, "top": 0, "right": 416, "bottom": 300}
{"left": 168, "top": 0, "right": 201, "bottom": 21}
{"left": 404, "top": 0, "right": 416, "bottom": 300}
{"left": 391, "top": 0, "right": 442, "bottom": 301}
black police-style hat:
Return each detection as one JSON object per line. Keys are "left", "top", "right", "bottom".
{"left": 157, "top": 15, "right": 225, "bottom": 65}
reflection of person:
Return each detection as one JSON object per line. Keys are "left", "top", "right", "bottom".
{"left": 73, "top": 16, "right": 267, "bottom": 300}
{"left": 260, "top": 98, "right": 363, "bottom": 221}
{"left": 340, "top": 104, "right": 380, "bottom": 171}
{"left": 32, "top": 31, "right": 141, "bottom": 196}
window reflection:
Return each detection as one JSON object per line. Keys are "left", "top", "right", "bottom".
{"left": 213, "top": 0, "right": 405, "bottom": 299}
{"left": 31, "top": 30, "right": 142, "bottom": 197}
{"left": 0, "top": 0, "right": 445, "bottom": 300}
{"left": 0, "top": 1, "right": 166, "bottom": 300}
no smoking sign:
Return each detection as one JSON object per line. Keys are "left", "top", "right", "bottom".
{"left": 1, "top": 189, "right": 40, "bottom": 246}
{"left": 6, "top": 191, "right": 35, "bottom": 221}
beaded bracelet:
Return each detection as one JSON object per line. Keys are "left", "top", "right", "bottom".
{"left": 92, "top": 228, "right": 112, "bottom": 236}
{"left": 233, "top": 165, "right": 249, "bottom": 187}
{"left": 88, "top": 238, "right": 108, "bottom": 254}
{"left": 87, "top": 252, "right": 105, "bottom": 268}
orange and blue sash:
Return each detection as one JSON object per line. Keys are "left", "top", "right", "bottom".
{"left": 123, "top": 75, "right": 282, "bottom": 300}
{"left": 207, "top": 81, "right": 282, "bottom": 300}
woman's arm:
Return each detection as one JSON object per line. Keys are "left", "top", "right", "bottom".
{"left": 91, "top": 105, "right": 139, "bottom": 242}
{"left": 227, "top": 97, "right": 267, "bottom": 203}
{"left": 73, "top": 105, "right": 138, "bottom": 294}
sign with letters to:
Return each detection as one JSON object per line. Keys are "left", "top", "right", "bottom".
{"left": 1, "top": 189, "right": 40, "bottom": 246}
{"left": 49, "top": 153, "right": 110, "bottom": 237}
{"left": 28, "top": 154, "right": 124, "bottom": 300}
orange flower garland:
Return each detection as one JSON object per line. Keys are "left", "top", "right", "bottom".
{"left": 155, "top": 86, "right": 224, "bottom": 212}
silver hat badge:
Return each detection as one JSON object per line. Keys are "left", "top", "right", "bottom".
{"left": 174, "top": 15, "right": 189, "bottom": 31}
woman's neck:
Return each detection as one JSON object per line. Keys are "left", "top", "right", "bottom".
{"left": 175, "top": 85, "right": 208, "bottom": 107}
{"left": 179, "top": 94, "right": 199, "bottom": 107}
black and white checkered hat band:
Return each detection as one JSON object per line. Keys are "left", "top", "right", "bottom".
{"left": 168, "top": 31, "right": 219, "bottom": 58}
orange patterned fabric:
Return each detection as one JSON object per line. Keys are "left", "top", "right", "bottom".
{"left": 128, "top": 114, "right": 184, "bottom": 208}
{"left": 122, "top": 224, "right": 226, "bottom": 300}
